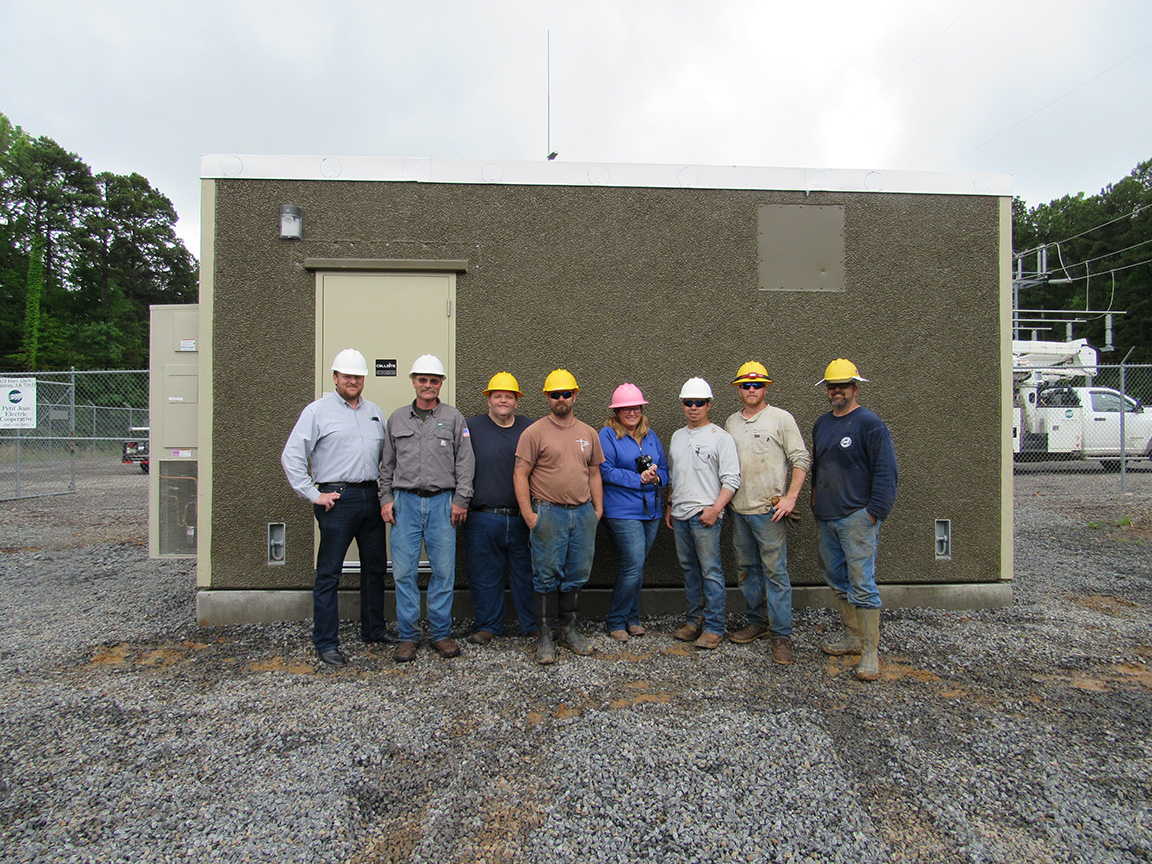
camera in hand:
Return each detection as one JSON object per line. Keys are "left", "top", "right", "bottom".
{"left": 635, "top": 454, "right": 653, "bottom": 473}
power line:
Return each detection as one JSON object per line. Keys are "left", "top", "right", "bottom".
{"left": 799, "top": 1, "right": 983, "bottom": 167}
{"left": 1082, "top": 255, "right": 1152, "bottom": 278}
{"left": 1075, "top": 236, "right": 1152, "bottom": 268}
{"left": 1013, "top": 201, "right": 1152, "bottom": 260}
{"left": 941, "top": 41, "right": 1152, "bottom": 170}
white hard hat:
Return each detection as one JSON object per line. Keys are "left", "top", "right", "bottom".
{"left": 331, "top": 348, "right": 369, "bottom": 376}
{"left": 410, "top": 354, "right": 446, "bottom": 377}
{"left": 679, "top": 377, "right": 714, "bottom": 400}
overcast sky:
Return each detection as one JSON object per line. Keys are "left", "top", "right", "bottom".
{"left": 2, "top": 0, "right": 1150, "bottom": 259}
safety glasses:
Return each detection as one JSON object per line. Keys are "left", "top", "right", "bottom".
{"left": 548, "top": 390, "right": 575, "bottom": 400}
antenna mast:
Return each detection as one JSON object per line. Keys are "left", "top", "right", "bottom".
{"left": 547, "top": 32, "right": 552, "bottom": 158}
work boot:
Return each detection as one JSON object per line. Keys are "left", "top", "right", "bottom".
{"left": 557, "top": 590, "right": 593, "bottom": 656}
{"left": 534, "top": 591, "right": 558, "bottom": 665}
{"left": 673, "top": 617, "right": 704, "bottom": 642}
{"left": 729, "top": 623, "right": 771, "bottom": 644}
{"left": 855, "top": 608, "right": 881, "bottom": 681}
{"left": 770, "top": 637, "right": 793, "bottom": 665}
{"left": 821, "top": 597, "right": 863, "bottom": 656}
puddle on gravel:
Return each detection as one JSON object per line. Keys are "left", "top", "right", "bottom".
{"left": 1032, "top": 662, "right": 1152, "bottom": 692}
{"left": 1073, "top": 594, "right": 1139, "bottom": 615}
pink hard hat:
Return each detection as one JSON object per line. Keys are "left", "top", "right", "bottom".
{"left": 609, "top": 382, "right": 648, "bottom": 409}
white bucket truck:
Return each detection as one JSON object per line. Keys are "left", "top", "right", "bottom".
{"left": 1013, "top": 339, "right": 1152, "bottom": 470}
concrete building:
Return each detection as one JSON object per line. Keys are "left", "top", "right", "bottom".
{"left": 192, "top": 155, "right": 1013, "bottom": 626}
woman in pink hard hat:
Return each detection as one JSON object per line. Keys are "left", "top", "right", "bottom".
{"left": 598, "top": 383, "right": 669, "bottom": 642}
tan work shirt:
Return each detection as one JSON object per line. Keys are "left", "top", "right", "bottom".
{"left": 515, "top": 415, "right": 605, "bottom": 506}
{"left": 724, "top": 405, "right": 810, "bottom": 514}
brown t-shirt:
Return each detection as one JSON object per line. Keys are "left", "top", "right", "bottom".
{"left": 515, "top": 415, "right": 605, "bottom": 505}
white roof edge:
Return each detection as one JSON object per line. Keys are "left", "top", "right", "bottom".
{"left": 200, "top": 154, "right": 1012, "bottom": 197}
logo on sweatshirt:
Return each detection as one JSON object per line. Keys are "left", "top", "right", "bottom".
{"left": 840, "top": 436, "right": 852, "bottom": 449}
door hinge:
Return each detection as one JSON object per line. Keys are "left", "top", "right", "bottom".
{"left": 447, "top": 298, "right": 452, "bottom": 317}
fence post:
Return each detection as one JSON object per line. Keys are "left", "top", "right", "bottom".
{"left": 1118, "top": 349, "right": 1135, "bottom": 491}
{"left": 69, "top": 366, "right": 77, "bottom": 492}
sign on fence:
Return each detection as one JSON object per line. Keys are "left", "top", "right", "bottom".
{"left": 0, "top": 377, "right": 36, "bottom": 429}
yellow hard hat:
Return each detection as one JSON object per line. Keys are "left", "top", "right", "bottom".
{"left": 483, "top": 371, "right": 524, "bottom": 397}
{"left": 542, "top": 368, "right": 579, "bottom": 394}
{"left": 816, "top": 358, "right": 869, "bottom": 386}
{"left": 732, "top": 361, "right": 773, "bottom": 386}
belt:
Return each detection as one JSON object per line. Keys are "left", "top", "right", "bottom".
{"left": 471, "top": 505, "right": 520, "bottom": 516}
{"left": 317, "top": 480, "right": 377, "bottom": 491}
{"left": 405, "top": 488, "right": 448, "bottom": 498}
{"left": 532, "top": 498, "right": 589, "bottom": 510}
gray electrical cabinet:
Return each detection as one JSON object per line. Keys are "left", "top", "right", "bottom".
{"left": 149, "top": 304, "right": 199, "bottom": 558}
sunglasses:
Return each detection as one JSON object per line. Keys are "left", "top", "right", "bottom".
{"left": 739, "top": 382, "right": 766, "bottom": 390}
{"left": 548, "top": 390, "right": 575, "bottom": 400}
{"left": 826, "top": 382, "right": 855, "bottom": 391}
{"left": 682, "top": 399, "right": 709, "bottom": 407}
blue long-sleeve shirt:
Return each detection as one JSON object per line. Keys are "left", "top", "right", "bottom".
{"left": 811, "top": 406, "right": 898, "bottom": 521}
{"left": 282, "top": 391, "right": 386, "bottom": 504}
{"left": 598, "top": 426, "right": 669, "bottom": 520}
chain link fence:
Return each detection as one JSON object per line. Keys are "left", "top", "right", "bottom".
{"left": 4, "top": 361, "right": 1149, "bottom": 502}
{"left": 0, "top": 369, "right": 148, "bottom": 501}
{"left": 1014, "top": 362, "right": 1152, "bottom": 487}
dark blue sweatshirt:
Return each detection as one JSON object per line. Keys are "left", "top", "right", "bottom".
{"left": 811, "top": 406, "right": 898, "bottom": 521}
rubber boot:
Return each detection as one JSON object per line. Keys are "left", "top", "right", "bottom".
{"left": 855, "top": 608, "right": 881, "bottom": 681}
{"left": 534, "top": 591, "right": 558, "bottom": 665}
{"left": 821, "top": 597, "right": 863, "bottom": 656}
{"left": 557, "top": 590, "right": 593, "bottom": 656}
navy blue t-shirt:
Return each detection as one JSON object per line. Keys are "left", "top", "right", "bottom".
{"left": 811, "top": 406, "right": 898, "bottom": 521}
{"left": 466, "top": 413, "right": 532, "bottom": 509}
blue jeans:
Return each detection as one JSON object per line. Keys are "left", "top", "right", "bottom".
{"left": 390, "top": 489, "right": 457, "bottom": 641}
{"left": 672, "top": 515, "right": 726, "bottom": 635}
{"left": 817, "top": 508, "right": 882, "bottom": 609}
{"left": 312, "top": 485, "right": 389, "bottom": 652}
{"left": 464, "top": 510, "right": 536, "bottom": 635}
{"left": 731, "top": 510, "right": 792, "bottom": 637}
{"left": 529, "top": 501, "right": 597, "bottom": 594}
{"left": 603, "top": 517, "right": 660, "bottom": 630}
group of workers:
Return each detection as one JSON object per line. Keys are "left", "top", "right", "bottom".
{"left": 281, "top": 351, "right": 898, "bottom": 682}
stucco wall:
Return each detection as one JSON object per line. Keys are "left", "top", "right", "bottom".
{"left": 207, "top": 178, "right": 1003, "bottom": 592}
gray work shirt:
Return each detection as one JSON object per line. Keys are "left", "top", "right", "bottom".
{"left": 281, "top": 391, "right": 387, "bottom": 504}
{"left": 667, "top": 422, "right": 741, "bottom": 521}
{"left": 379, "top": 401, "right": 475, "bottom": 510}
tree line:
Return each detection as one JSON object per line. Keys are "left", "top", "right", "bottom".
{"left": 1013, "top": 158, "right": 1152, "bottom": 364}
{"left": 0, "top": 111, "right": 197, "bottom": 372}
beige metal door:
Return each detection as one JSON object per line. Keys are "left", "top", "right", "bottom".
{"left": 315, "top": 270, "right": 455, "bottom": 566}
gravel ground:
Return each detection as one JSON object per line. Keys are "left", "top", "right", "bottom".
{"left": 0, "top": 460, "right": 1150, "bottom": 863}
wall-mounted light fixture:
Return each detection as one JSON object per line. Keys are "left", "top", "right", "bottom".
{"left": 279, "top": 205, "right": 303, "bottom": 239}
